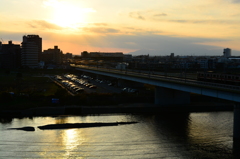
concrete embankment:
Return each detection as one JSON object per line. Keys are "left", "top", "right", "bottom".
{"left": 0, "top": 103, "right": 234, "bottom": 117}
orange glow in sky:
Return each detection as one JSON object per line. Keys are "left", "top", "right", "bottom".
{"left": 1, "top": 0, "right": 240, "bottom": 55}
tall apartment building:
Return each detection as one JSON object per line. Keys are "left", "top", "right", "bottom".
{"left": 0, "top": 41, "right": 21, "bottom": 68}
{"left": 223, "top": 48, "right": 231, "bottom": 58}
{"left": 21, "top": 35, "right": 42, "bottom": 68}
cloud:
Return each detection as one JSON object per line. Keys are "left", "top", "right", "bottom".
{"left": 129, "top": 12, "right": 145, "bottom": 20}
{"left": 27, "top": 20, "right": 63, "bottom": 30}
{"left": 90, "top": 23, "right": 108, "bottom": 26}
{"left": 82, "top": 27, "right": 120, "bottom": 34}
{"left": 3, "top": 29, "right": 239, "bottom": 56}
{"left": 0, "top": 31, "right": 25, "bottom": 43}
{"left": 127, "top": 8, "right": 239, "bottom": 25}
{"left": 63, "top": 32, "right": 229, "bottom": 55}
{"left": 128, "top": 10, "right": 239, "bottom": 24}
{"left": 129, "top": 10, "right": 168, "bottom": 21}
{"left": 232, "top": 0, "right": 240, "bottom": 3}
{"left": 120, "top": 26, "right": 162, "bottom": 35}
{"left": 168, "top": 19, "right": 240, "bottom": 24}
{"left": 154, "top": 13, "right": 167, "bottom": 17}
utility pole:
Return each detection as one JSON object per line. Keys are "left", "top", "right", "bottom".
{"left": 0, "top": 38, "right": 4, "bottom": 43}
{"left": 185, "top": 62, "right": 187, "bottom": 82}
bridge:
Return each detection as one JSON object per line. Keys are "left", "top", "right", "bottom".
{"left": 72, "top": 65, "right": 240, "bottom": 141}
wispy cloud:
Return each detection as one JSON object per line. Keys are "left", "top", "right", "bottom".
{"left": 168, "top": 19, "right": 240, "bottom": 24}
{"left": 128, "top": 9, "right": 240, "bottom": 25}
{"left": 90, "top": 23, "right": 108, "bottom": 26}
{"left": 154, "top": 13, "right": 167, "bottom": 17}
{"left": 82, "top": 27, "right": 119, "bottom": 34}
{"left": 129, "top": 12, "right": 145, "bottom": 20}
{"left": 27, "top": 20, "right": 63, "bottom": 30}
{"left": 129, "top": 10, "right": 168, "bottom": 21}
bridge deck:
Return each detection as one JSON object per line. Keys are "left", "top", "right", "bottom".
{"left": 73, "top": 65, "right": 240, "bottom": 102}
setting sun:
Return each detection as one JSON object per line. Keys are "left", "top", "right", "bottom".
{"left": 52, "top": 5, "right": 84, "bottom": 28}
{"left": 43, "top": 0, "right": 95, "bottom": 28}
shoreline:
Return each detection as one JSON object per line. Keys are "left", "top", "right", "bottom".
{"left": 0, "top": 102, "right": 234, "bottom": 118}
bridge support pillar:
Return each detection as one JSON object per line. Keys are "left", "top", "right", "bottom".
{"left": 233, "top": 103, "right": 240, "bottom": 157}
{"left": 234, "top": 103, "right": 240, "bottom": 140}
{"left": 155, "top": 87, "right": 190, "bottom": 106}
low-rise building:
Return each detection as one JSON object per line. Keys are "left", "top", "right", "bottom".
{"left": 81, "top": 51, "right": 124, "bottom": 62}
{"left": 41, "top": 46, "right": 63, "bottom": 64}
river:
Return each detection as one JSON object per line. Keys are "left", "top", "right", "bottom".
{"left": 0, "top": 111, "right": 236, "bottom": 158}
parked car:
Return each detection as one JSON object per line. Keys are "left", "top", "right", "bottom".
{"left": 122, "top": 87, "right": 138, "bottom": 93}
{"left": 89, "top": 85, "right": 97, "bottom": 89}
{"left": 75, "top": 88, "right": 84, "bottom": 93}
{"left": 122, "top": 87, "right": 129, "bottom": 92}
{"left": 129, "top": 89, "right": 139, "bottom": 93}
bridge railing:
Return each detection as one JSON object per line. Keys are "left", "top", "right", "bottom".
{"left": 73, "top": 65, "right": 240, "bottom": 92}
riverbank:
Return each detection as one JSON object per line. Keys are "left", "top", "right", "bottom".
{"left": 0, "top": 102, "right": 234, "bottom": 118}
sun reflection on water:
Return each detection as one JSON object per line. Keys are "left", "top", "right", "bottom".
{"left": 54, "top": 117, "right": 87, "bottom": 158}
{"left": 62, "top": 129, "right": 84, "bottom": 158}
{"left": 64, "top": 129, "right": 77, "bottom": 149}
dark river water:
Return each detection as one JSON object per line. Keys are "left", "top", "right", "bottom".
{"left": 0, "top": 111, "right": 237, "bottom": 158}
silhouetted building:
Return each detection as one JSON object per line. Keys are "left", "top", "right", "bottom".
{"left": 223, "top": 48, "right": 231, "bottom": 58}
{"left": 81, "top": 51, "right": 89, "bottom": 58}
{"left": 42, "top": 46, "right": 63, "bottom": 64}
{"left": 63, "top": 52, "right": 73, "bottom": 60}
{"left": 0, "top": 41, "right": 21, "bottom": 68}
{"left": 123, "top": 54, "right": 132, "bottom": 62}
{"left": 21, "top": 35, "right": 40, "bottom": 68}
{"left": 23, "top": 35, "right": 42, "bottom": 58}
{"left": 81, "top": 51, "right": 124, "bottom": 61}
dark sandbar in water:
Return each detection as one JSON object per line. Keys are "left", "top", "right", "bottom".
{"left": 8, "top": 126, "right": 35, "bottom": 131}
{"left": 38, "top": 122, "right": 138, "bottom": 130}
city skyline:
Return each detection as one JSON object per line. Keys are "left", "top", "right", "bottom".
{"left": 1, "top": 0, "right": 240, "bottom": 56}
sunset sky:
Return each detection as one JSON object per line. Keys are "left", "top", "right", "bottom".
{"left": 1, "top": 0, "right": 240, "bottom": 56}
